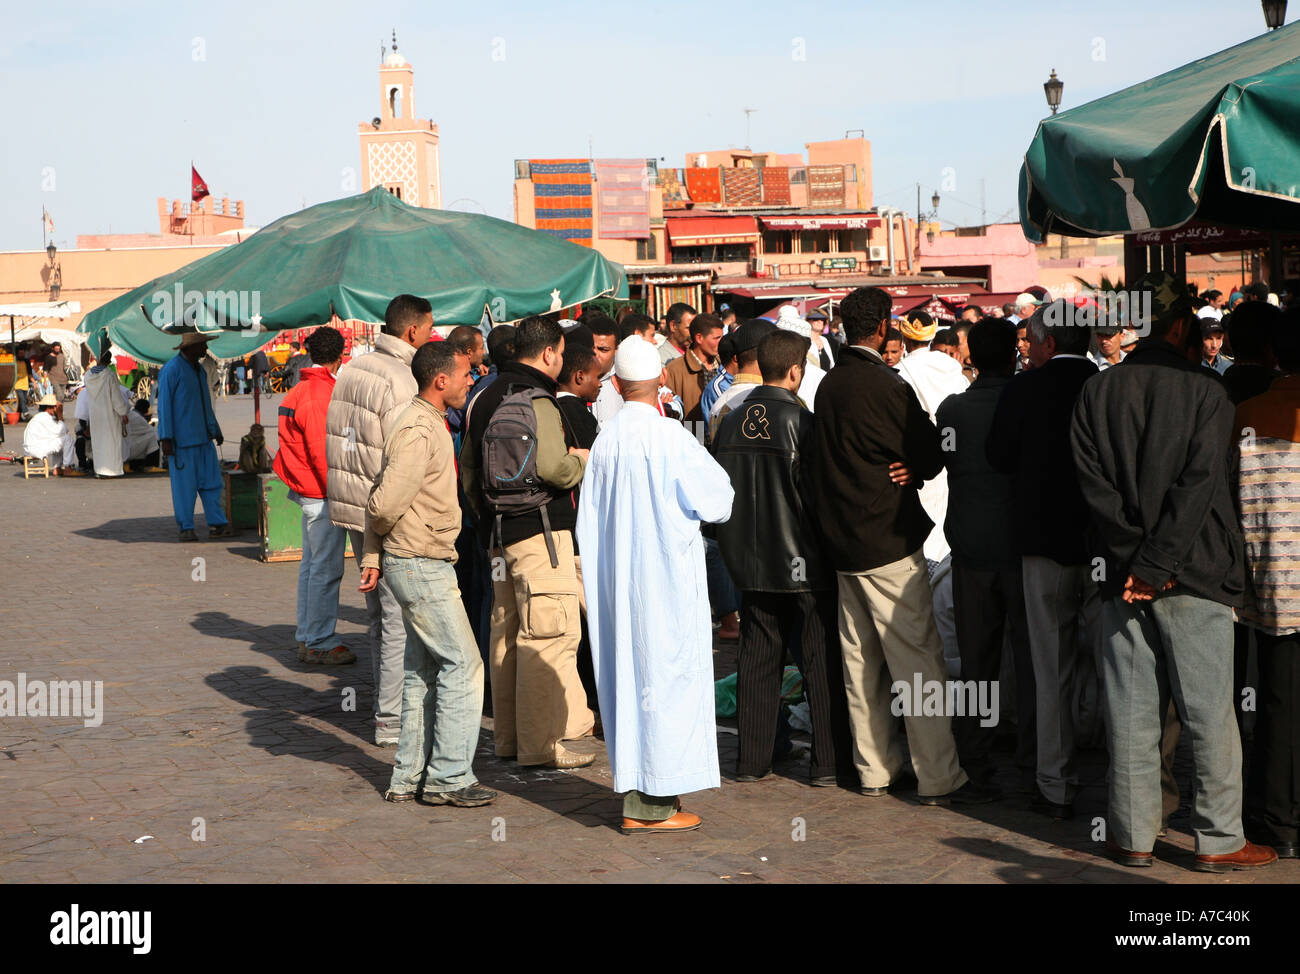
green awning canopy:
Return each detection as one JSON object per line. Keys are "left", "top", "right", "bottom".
{"left": 1020, "top": 23, "right": 1300, "bottom": 242}
{"left": 78, "top": 187, "right": 628, "bottom": 364}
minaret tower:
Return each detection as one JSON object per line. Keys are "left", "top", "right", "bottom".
{"left": 358, "top": 30, "right": 442, "bottom": 208}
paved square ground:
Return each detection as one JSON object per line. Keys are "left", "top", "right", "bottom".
{"left": 0, "top": 395, "right": 1294, "bottom": 883}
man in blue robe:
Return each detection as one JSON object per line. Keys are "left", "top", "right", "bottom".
{"left": 157, "top": 332, "right": 231, "bottom": 542}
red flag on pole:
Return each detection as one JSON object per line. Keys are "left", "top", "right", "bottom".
{"left": 192, "top": 165, "right": 210, "bottom": 203}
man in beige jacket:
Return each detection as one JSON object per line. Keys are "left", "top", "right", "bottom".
{"left": 360, "top": 342, "right": 495, "bottom": 808}
{"left": 326, "top": 294, "right": 432, "bottom": 746}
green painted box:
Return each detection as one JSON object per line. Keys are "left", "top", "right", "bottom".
{"left": 256, "top": 474, "right": 351, "bottom": 564}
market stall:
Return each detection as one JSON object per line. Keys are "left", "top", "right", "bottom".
{"left": 1019, "top": 22, "right": 1300, "bottom": 282}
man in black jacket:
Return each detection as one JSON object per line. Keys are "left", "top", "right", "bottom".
{"left": 808, "top": 286, "right": 993, "bottom": 805}
{"left": 1071, "top": 271, "right": 1275, "bottom": 873}
{"left": 937, "top": 317, "right": 1035, "bottom": 789}
{"left": 714, "top": 330, "right": 853, "bottom": 787}
{"left": 460, "top": 316, "right": 595, "bottom": 769}
{"left": 986, "top": 299, "right": 1100, "bottom": 820}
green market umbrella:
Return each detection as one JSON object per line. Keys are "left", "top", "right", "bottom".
{"left": 1020, "top": 23, "right": 1300, "bottom": 242}
{"left": 78, "top": 186, "right": 628, "bottom": 363}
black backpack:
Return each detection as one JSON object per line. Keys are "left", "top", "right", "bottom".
{"left": 480, "top": 384, "right": 564, "bottom": 567}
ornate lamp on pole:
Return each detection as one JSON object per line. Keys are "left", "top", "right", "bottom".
{"left": 1262, "top": 0, "right": 1288, "bottom": 29}
{"left": 46, "top": 242, "right": 61, "bottom": 301}
{"left": 1044, "top": 69, "right": 1064, "bottom": 115}
{"left": 917, "top": 187, "right": 941, "bottom": 245}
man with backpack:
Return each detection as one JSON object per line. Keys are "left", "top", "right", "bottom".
{"left": 460, "top": 316, "right": 596, "bottom": 769}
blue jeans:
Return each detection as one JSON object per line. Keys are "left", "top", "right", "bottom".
{"left": 1102, "top": 593, "right": 1244, "bottom": 855}
{"left": 383, "top": 553, "right": 484, "bottom": 795}
{"left": 705, "top": 536, "right": 738, "bottom": 618}
{"left": 290, "top": 492, "right": 346, "bottom": 650}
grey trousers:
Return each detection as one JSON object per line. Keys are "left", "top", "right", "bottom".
{"left": 1022, "top": 555, "right": 1100, "bottom": 805}
{"left": 1102, "top": 593, "right": 1244, "bottom": 855}
{"left": 350, "top": 529, "right": 406, "bottom": 738}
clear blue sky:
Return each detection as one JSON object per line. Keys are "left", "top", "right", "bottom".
{"left": 0, "top": 0, "right": 1283, "bottom": 251}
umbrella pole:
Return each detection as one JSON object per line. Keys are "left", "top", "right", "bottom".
{"left": 253, "top": 375, "right": 261, "bottom": 426}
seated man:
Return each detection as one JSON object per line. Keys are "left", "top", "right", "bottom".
{"left": 23, "top": 395, "right": 82, "bottom": 477}
{"left": 125, "top": 399, "right": 162, "bottom": 472}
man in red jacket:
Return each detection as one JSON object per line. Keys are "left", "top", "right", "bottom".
{"left": 273, "top": 327, "right": 355, "bottom": 665}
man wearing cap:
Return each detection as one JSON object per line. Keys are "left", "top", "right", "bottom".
{"left": 578, "top": 336, "right": 734, "bottom": 833}
{"left": 1091, "top": 323, "right": 1126, "bottom": 371}
{"left": 83, "top": 346, "right": 132, "bottom": 478}
{"left": 1007, "top": 292, "right": 1041, "bottom": 325}
{"left": 1071, "top": 271, "right": 1276, "bottom": 872}
{"left": 23, "top": 395, "right": 80, "bottom": 475}
{"left": 708, "top": 319, "right": 777, "bottom": 440}
{"left": 157, "top": 332, "right": 230, "bottom": 542}
{"left": 1200, "top": 318, "right": 1233, "bottom": 375}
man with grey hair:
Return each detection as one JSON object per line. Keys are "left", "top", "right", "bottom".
{"left": 987, "top": 298, "right": 1099, "bottom": 821}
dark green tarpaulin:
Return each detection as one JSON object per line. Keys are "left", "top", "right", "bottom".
{"left": 78, "top": 187, "right": 628, "bottom": 364}
{"left": 1020, "top": 23, "right": 1300, "bottom": 241}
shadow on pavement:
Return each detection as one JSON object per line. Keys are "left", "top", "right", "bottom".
{"left": 191, "top": 609, "right": 378, "bottom": 748}
{"left": 74, "top": 516, "right": 183, "bottom": 543}
{"left": 204, "top": 664, "right": 391, "bottom": 797}
{"left": 940, "top": 835, "right": 1163, "bottom": 883}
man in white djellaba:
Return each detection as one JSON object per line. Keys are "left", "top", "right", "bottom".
{"left": 23, "top": 395, "right": 81, "bottom": 475}
{"left": 577, "top": 336, "right": 734, "bottom": 835}
{"left": 82, "top": 346, "right": 132, "bottom": 477}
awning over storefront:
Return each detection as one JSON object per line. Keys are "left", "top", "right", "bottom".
{"left": 759, "top": 215, "right": 881, "bottom": 231}
{"left": 716, "top": 285, "right": 850, "bottom": 301}
{"left": 666, "top": 216, "right": 760, "bottom": 246}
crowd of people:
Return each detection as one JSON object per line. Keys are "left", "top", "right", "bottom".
{"left": 240, "top": 280, "right": 1297, "bottom": 860}
{"left": 14, "top": 339, "right": 163, "bottom": 478}
{"left": 37, "top": 271, "right": 1294, "bottom": 865}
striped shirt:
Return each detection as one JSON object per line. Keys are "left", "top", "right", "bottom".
{"left": 1236, "top": 374, "right": 1300, "bottom": 635}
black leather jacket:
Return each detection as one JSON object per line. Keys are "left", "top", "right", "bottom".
{"left": 712, "top": 385, "right": 830, "bottom": 592}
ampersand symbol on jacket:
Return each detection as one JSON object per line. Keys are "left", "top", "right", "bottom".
{"left": 741, "top": 403, "right": 771, "bottom": 440}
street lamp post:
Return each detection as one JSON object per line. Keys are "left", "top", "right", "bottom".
{"left": 917, "top": 186, "right": 940, "bottom": 246}
{"left": 46, "top": 242, "right": 61, "bottom": 301}
{"left": 1044, "top": 69, "right": 1064, "bottom": 115}
{"left": 1263, "top": 0, "right": 1288, "bottom": 29}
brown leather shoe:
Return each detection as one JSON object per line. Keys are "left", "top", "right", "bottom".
{"left": 1106, "top": 838, "right": 1155, "bottom": 867}
{"left": 716, "top": 613, "right": 740, "bottom": 641}
{"left": 621, "top": 810, "right": 703, "bottom": 835}
{"left": 1194, "top": 841, "right": 1279, "bottom": 873}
